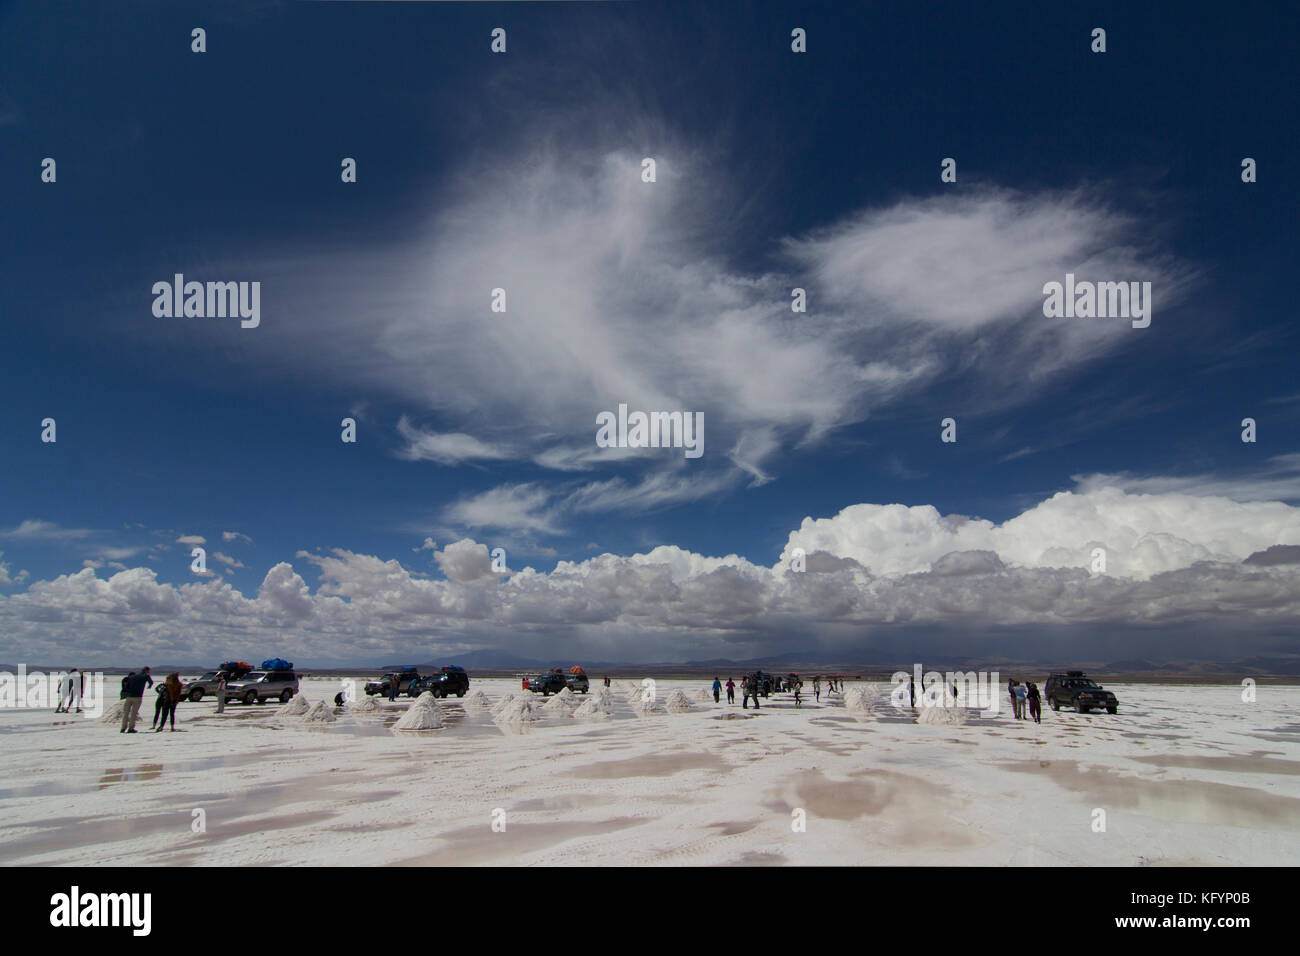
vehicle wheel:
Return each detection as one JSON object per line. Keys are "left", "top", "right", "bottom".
{"left": 1051, "top": 698, "right": 1060, "bottom": 711}
{"left": 243, "top": 691, "right": 257, "bottom": 706}
{"left": 1075, "top": 701, "right": 1085, "bottom": 713}
{"left": 456, "top": 689, "right": 464, "bottom": 698}
{"left": 189, "top": 690, "right": 203, "bottom": 702}
{"left": 408, "top": 689, "right": 419, "bottom": 698}
{"left": 1107, "top": 706, "right": 1118, "bottom": 715}
{"left": 280, "top": 690, "right": 293, "bottom": 703}
{"left": 581, "top": 688, "right": 588, "bottom": 694}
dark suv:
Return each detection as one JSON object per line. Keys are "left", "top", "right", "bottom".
{"left": 408, "top": 666, "right": 470, "bottom": 699}
{"left": 365, "top": 670, "right": 419, "bottom": 696}
{"left": 524, "top": 670, "right": 567, "bottom": 696}
{"left": 566, "top": 671, "right": 590, "bottom": 694}
{"left": 1045, "top": 672, "right": 1119, "bottom": 714}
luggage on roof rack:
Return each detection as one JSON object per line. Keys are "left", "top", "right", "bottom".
{"left": 261, "top": 658, "right": 293, "bottom": 671}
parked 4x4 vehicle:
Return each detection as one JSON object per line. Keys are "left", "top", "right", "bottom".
{"left": 524, "top": 670, "right": 565, "bottom": 695}
{"left": 183, "top": 672, "right": 223, "bottom": 702}
{"left": 364, "top": 668, "right": 419, "bottom": 696}
{"left": 408, "top": 666, "right": 470, "bottom": 698}
{"left": 1045, "top": 671, "right": 1119, "bottom": 714}
{"left": 223, "top": 670, "right": 300, "bottom": 705}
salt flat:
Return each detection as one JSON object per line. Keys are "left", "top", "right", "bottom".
{"left": 1, "top": 679, "right": 1297, "bottom": 866}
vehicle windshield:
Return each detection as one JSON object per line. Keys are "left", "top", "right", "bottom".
{"left": 199, "top": 672, "right": 217, "bottom": 680}
{"left": 1067, "top": 679, "right": 1100, "bottom": 688}
{"left": 244, "top": 671, "right": 267, "bottom": 680}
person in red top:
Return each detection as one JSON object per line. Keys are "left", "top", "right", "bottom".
{"left": 725, "top": 678, "right": 735, "bottom": 703}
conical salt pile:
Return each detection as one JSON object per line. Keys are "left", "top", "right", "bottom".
{"left": 917, "top": 702, "right": 967, "bottom": 726}
{"left": 393, "top": 700, "right": 443, "bottom": 731}
{"left": 542, "top": 687, "right": 578, "bottom": 713}
{"left": 352, "top": 694, "right": 381, "bottom": 713}
{"left": 463, "top": 690, "right": 492, "bottom": 709}
{"left": 302, "top": 700, "right": 336, "bottom": 723}
{"left": 844, "top": 685, "right": 875, "bottom": 717}
{"left": 279, "top": 693, "right": 310, "bottom": 716}
{"left": 665, "top": 690, "right": 693, "bottom": 713}
{"left": 493, "top": 694, "right": 538, "bottom": 724}
{"left": 99, "top": 700, "right": 124, "bottom": 724}
{"left": 572, "top": 696, "right": 612, "bottom": 720}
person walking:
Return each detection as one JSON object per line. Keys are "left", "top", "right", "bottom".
{"left": 725, "top": 677, "right": 735, "bottom": 703}
{"left": 741, "top": 676, "right": 751, "bottom": 709}
{"left": 155, "top": 673, "right": 182, "bottom": 732}
{"left": 1014, "top": 681, "right": 1028, "bottom": 719}
{"left": 388, "top": 673, "right": 401, "bottom": 702}
{"left": 712, "top": 677, "right": 721, "bottom": 703}
{"left": 908, "top": 677, "right": 916, "bottom": 708}
{"left": 1008, "top": 678, "right": 1018, "bottom": 718}
{"left": 1027, "top": 682, "right": 1042, "bottom": 723}
{"left": 216, "top": 671, "right": 227, "bottom": 713}
{"left": 793, "top": 683, "right": 802, "bottom": 708}
{"left": 119, "top": 667, "right": 153, "bottom": 733}
{"left": 604, "top": 675, "right": 611, "bottom": 687}
{"left": 813, "top": 677, "right": 821, "bottom": 702}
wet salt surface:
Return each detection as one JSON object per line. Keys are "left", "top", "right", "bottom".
{"left": 4, "top": 680, "right": 1300, "bottom": 866}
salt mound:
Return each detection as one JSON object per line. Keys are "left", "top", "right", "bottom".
{"left": 394, "top": 702, "right": 443, "bottom": 731}
{"left": 917, "top": 702, "right": 968, "bottom": 726}
{"left": 843, "top": 685, "right": 875, "bottom": 716}
{"left": 665, "top": 690, "right": 693, "bottom": 713}
{"left": 592, "top": 686, "right": 613, "bottom": 707}
{"left": 492, "top": 692, "right": 529, "bottom": 716}
{"left": 542, "top": 691, "right": 577, "bottom": 714}
{"left": 493, "top": 694, "right": 538, "bottom": 724}
{"left": 302, "top": 701, "right": 337, "bottom": 723}
{"left": 352, "top": 694, "right": 381, "bottom": 713}
{"left": 279, "top": 693, "right": 310, "bottom": 716}
{"left": 99, "top": 701, "right": 124, "bottom": 724}
{"left": 411, "top": 691, "right": 440, "bottom": 710}
{"left": 572, "top": 695, "right": 613, "bottom": 720}
{"left": 463, "top": 690, "right": 492, "bottom": 709}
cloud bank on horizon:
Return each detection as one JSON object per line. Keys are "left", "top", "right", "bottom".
{"left": 4, "top": 477, "right": 1299, "bottom": 667}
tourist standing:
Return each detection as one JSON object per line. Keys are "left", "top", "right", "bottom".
{"left": 1014, "top": 681, "right": 1028, "bottom": 719}
{"left": 712, "top": 677, "right": 721, "bottom": 703}
{"left": 155, "top": 672, "right": 182, "bottom": 732}
{"left": 150, "top": 682, "right": 169, "bottom": 729}
{"left": 119, "top": 667, "right": 152, "bottom": 733}
{"left": 725, "top": 677, "right": 735, "bottom": 703}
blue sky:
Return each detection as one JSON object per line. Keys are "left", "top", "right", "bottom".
{"left": 1, "top": 1, "right": 1298, "bottom": 666}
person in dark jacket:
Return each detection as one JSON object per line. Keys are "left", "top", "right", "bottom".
{"left": 119, "top": 667, "right": 153, "bottom": 733}
{"left": 155, "top": 673, "right": 182, "bottom": 731}
{"left": 150, "top": 682, "right": 169, "bottom": 730}
{"left": 1027, "top": 682, "right": 1042, "bottom": 723}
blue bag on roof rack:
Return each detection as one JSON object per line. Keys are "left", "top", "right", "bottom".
{"left": 400, "top": 665, "right": 418, "bottom": 673}
{"left": 261, "top": 658, "right": 293, "bottom": 671}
